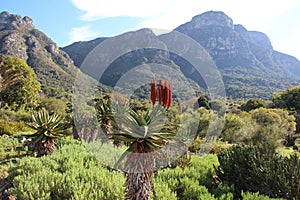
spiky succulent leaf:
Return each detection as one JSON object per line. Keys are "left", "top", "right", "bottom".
{"left": 110, "top": 104, "right": 176, "bottom": 152}
{"left": 26, "top": 109, "right": 67, "bottom": 142}
{"left": 114, "top": 145, "right": 134, "bottom": 169}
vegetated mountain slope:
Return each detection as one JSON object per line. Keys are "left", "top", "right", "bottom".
{"left": 63, "top": 37, "right": 107, "bottom": 67}
{"left": 63, "top": 11, "right": 300, "bottom": 99}
{"left": 66, "top": 29, "right": 207, "bottom": 101}
{"left": 0, "top": 11, "right": 81, "bottom": 92}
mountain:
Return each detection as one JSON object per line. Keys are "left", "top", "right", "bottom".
{"left": 175, "top": 11, "right": 300, "bottom": 98}
{"left": 176, "top": 11, "right": 300, "bottom": 75}
{"left": 1, "top": 11, "right": 299, "bottom": 99}
{"left": 0, "top": 11, "right": 81, "bottom": 92}
{"left": 63, "top": 11, "right": 300, "bottom": 99}
{"left": 62, "top": 37, "right": 107, "bottom": 67}
{"left": 63, "top": 11, "right": 300, "bottom": 98}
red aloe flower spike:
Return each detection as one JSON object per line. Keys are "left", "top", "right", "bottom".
{"left": 158, "top": 78, "right": 164, "bottom": 104}
{"left": 168, "top": 81, "right": 172, "bottom": 108}
{"left": 151, "top": 77, "right": 157, "bottom": 105}
{"left": 164, "top": 80, "right": 170, "bottom": 108}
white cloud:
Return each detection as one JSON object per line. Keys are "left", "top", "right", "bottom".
{"left": 274, "top": 28, "right": 300, "bottom": 60}
{"left": 135, "top": 0, "right": 300, "bottom": 32}
{"left": 70, "top": 0, "right": 300, "bottom": 58}
{"left": 71, "top": 0, "right": 175, "bottom": 20}
{"left": 68, "top": 25, "right": 100, "bottom": 44}
{"left": 71, "top": 0, "right": 300, "bottom": 30}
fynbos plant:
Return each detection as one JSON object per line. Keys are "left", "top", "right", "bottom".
{"left": 26, "top": 108, "right": 68, "bottom": 157}
{"left": 110, "top": 77, "right": 175, "bottom": 200}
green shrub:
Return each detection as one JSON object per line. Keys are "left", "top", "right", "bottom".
{"left": 0, "top": 135, "right": 25, "bottom": 179}
{"left": 189, "top": 137, "right": 203, "bottom": 152}
{"left": 0, "top": 109, "right": 32, "bottom": 122}
{"left": 211, "top": 183, "right": 234, "bottom": 200}
{"left": 242, "top": 191, "right": 284, "bottom": 200}
{"left": 8, "top": 140, "right": 125, "bottom": 199}
{"left": 84, "top": 141, "right": 127, "bottom": 168}
{"left": 240, "top": 98, "right": 266, "bottom": 112}
{"left": 152, "top": 179, "right": 177, "bottom": 200}
{"left": 180, "top": 177, "right": 215, "bottom": 200}
{"left": 215, "top": 144, "right": 300, "bottom": 199}
{"left": 39, "top": 97, "right": 68, "bottom": 116}
{"left": 153, "top": 155, "right": 220, "bottom": 199}
{"left": 0, "top": 120, "right": 33, "bottom": 135}
{"left": 3, "top": 137, "right": 289, "bottom": 199}
{"left": 189, "top": 138, "right": 231, "bottom": 154}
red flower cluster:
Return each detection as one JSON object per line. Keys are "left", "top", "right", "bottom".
{"left": 151, "top": 77, "right": 172, "bottom": 109}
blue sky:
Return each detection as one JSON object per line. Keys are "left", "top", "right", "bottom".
{"left": 1, "top": 0, "right": 300, "bottom": 59}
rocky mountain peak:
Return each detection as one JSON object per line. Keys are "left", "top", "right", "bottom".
{"left": 190, "top": 11, "right": 233, "bottom": 29}
{"left": 0, "top": 11, "right": 34, "bottom": 31}
{"left": 234, "top": 24, "right": 248, "bottom": 34}
{"left": 248, "top": 31, "right": 273, "bottom": 49}
{"left": 0, "top": 11, "right": 81, "bottom": 91}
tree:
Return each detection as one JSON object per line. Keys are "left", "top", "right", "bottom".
{"left": 0, "top": 55, "right": 40, "bottom": 110}
{"left": 240, "top": 98, "right": 266, "bottom": 112}
{"left": 39, "top": 97, "right": 68, "bottom": 116}
{"left": 273, "top": 86, "right": 300, "bottom": 111}
{"left": 249, "top": 108, "right": 296, "bottom": 147}
{"left": 219, "top": 108, "right": 296, "bottom": 147}
{"left": 0, "top": 55, "right": 21, "bottom": 93}
{"left": 221, "top": 113, "right": 244, "bottom": 143}
{"left": 273, "top": 85, "right": 300, "bottom": 134}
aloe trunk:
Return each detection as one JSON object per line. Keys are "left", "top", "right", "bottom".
{"left": 35, "top": 138, "right": 56, "bottom": 157}
{"left": 125, "top": 142, "right": 155, "bottom": 200}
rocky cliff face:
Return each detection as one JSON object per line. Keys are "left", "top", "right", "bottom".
{"left": 0, "top": 11, "right": 79, "bottom": 91}
{"left": 173, "top": 11, "right": 300, "bottom": 98}
{"left": 175, "top": 11, "right": 300, "bottom": 77}
{"left": 176, "top": 11, "right": 259, "bottom": 68}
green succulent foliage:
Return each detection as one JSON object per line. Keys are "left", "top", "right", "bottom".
{"left": 95, "top": 96, "right": 114, "bottom": 124}
{"left": 108, "top": 101, "right": 177, "bottom": 170}
{"left": 27, "top": 108, "right": 67, "bottom": 143}
{"left": 111, "top": 104, "right": 176, "bottom": 149}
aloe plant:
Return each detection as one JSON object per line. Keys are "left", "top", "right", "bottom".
{"left": 94, "top": 95, "right": 115, "bottom": 143}
{"left": 27, "top": 108, "right": 68, "bottom": 157}
{"left": 109, "top": 78, "right": 176, "bottom": 200}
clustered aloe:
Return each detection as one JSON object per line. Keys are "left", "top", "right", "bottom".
{"left": 27, "top": 108, "right": 68, "bottom": 157}
{"left": 151, "top": 77, "right": 172, "bottom": 109}
{"left": 109, "top": 77, "right": 175, "bottom": 200}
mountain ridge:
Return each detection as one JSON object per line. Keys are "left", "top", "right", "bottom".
{"left": 1, "top": 10, "right": 300, "bottom": 99}
{"left": 63, "top": 11, "right": 300, "bottom": 99}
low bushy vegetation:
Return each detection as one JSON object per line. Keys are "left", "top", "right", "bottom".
{"left": 215, "top": 144, "right": 300, "bottom": 199}
{"left": 0, "top": 137, "right": 288, "bottom": 199}
{"left": 0, "top": 120, "right": 32, "bottom": 135}
{"left": 8, "top": 140, "right": 125, "bottom": 199}
{"left": 2, "top": 56, "right": 300, "bottom": 199}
